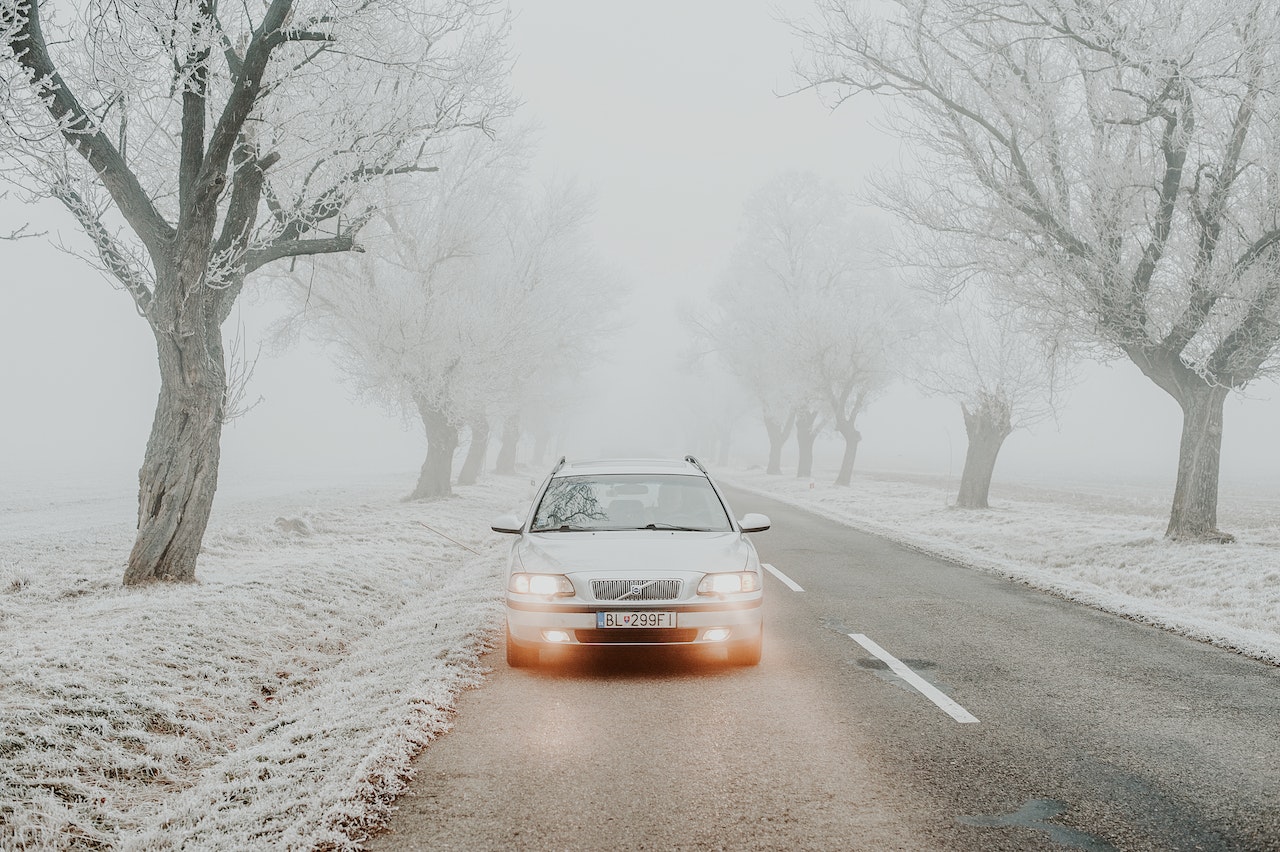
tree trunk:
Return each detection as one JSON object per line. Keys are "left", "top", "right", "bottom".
{"left": 955, "top": 397, "right": 1012, "bottom": 509}
{"left": 410, "top": 397, "right": 458, "bottom": 500}
{"left": 494, "top": 414, "right": 520, "bottom": 475}
{"left": 715, "top": 425, "right": 731, "bottom": 468}
{"left": 531, "top": 429, "right": 551, "bottom": 466}
{"left": 1166, "top": 385, "right": 1232, "bottom": 541}
{"left": 834, "top": 423, "right": 861, "bottom": 487}
{"left": 763, "top": 411, "right": 794, "bottom": 475}
{"left": 124, "top": 323, "right": 226, "bottom": 585}
{"left": 457, "top": 417, "right": 490, "bottom": 486}
{"left": 795, "top": 409, "right": 819, "bottom": 479}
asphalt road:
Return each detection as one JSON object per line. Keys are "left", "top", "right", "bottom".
{"left": 369, "top": 486, "right": 1280, "bottom": 851}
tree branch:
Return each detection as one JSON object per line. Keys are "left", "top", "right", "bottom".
{"left": 9, "top": 0, "right": 174, "bottom": 258}
{"left": 178, "top": 0, "right": 214, "bottom": 223}
{"left": 198, "top": 0, "right": 296, "bottom": 214}
{"left": 51, "top": 179, "right": 155, "bottom": 319}
{"left": 0, "top": 223, "right": 44, "bottom": 240}
{"left": 243, "top": 234, "right": 361, "bottom": 273}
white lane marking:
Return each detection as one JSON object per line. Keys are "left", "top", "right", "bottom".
{"left": 848, "top": 633, "right": 979, "bottom": 724}
{"left": 762, "top": 563, "right": 804, "bottom": 592}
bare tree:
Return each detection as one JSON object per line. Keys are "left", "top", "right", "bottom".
{"left": 282, "top": 135, "right": 614, "bottom": 498}
{"left": 0, "top": 0, "right": 511, "bottom": 582}
{"left": 701, "top": 300, "right": 803, "bottom": 475}
{"left": 707, "top": 172, "right": 899, "bottom": 482}
{"left": 799, "top": 0, "right": 1280, "bottom": 540}
{"left": 803, "top": 282, "right": 900, "bottom": 485}
{"left": 910, "top": 291, "right": 1069, "bottom": 508}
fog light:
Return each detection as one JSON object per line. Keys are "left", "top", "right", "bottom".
{"left": 704, "top": 628, "right": 731, "bottom": 642}
{"left": 542, "top": 629, "right": 571, "bottom": 643}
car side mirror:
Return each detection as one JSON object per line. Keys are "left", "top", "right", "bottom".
{"left": 739, "top": 513, "right": 770, "bottom": 533}
{"left": 490, "top": 513, "right": 524, "bottom": 534}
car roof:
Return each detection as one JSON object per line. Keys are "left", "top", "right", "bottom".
{"left": 553, "top": 458, "right": 707, "bottom": 478}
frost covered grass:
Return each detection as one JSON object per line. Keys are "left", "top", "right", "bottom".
{"left": 726, "top": 468, "right": 1280, "bottom": 666}
{"left": 0, "top": 475, "right": 530, "bottom": 850}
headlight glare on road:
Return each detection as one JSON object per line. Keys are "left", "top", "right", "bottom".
{"left": 697, "top": 572, "right": 760, "bottom": 595}
{"left": 509, "top": 573, "right": 574, "bottom": 597}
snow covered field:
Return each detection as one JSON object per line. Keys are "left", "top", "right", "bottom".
{"left": 726, "top": 468, "right": 1280, "bottom": 666}
{"left": 0, "top": 474, "right": 530, "bottom": 850}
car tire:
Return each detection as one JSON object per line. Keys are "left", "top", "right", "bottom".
{"left": 506, "top": 624, "right": 539, "bottom": 668}
{"left": 726, "top": 634, "right": 762, "bottom": 666}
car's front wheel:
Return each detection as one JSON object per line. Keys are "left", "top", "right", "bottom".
{"left": 726, "top": 633, "right": 762, "bottom": 666}
{"left": 506, "top": 624, "right": 540, "bottom": 668}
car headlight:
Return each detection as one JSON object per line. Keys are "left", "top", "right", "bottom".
{"left": 697, "top": 572, "right": 760, "bottom": 595}
{"left": 509, "top": 573, "right": 575, "bottom": 597}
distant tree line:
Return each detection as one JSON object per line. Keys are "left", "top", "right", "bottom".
{"left": 695, "top": 0, "right": 1280, "bottom": 539}
{"left": 276, "top": 130, "right": 618, "bottom": 500}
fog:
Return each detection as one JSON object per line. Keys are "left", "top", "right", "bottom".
{"left": 4, "top": 0, "right": 1280, "bottom": 498}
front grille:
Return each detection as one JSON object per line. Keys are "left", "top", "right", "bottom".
{"left": 574, "top": 628, "right": 699, "bottom": 644}
{"left": 592, "top": 578, "right": 682, "bottom": 601}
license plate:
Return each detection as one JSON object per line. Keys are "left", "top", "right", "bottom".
{"left": 596, "top": 611, "right": 676, "bottom": 629}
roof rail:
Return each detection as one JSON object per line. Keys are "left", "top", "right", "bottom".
{"left": 683, "top": 454, "right": 708, "bottom": 474}
{"left": 551, "top": 455, "right": 567, "bottom": 474}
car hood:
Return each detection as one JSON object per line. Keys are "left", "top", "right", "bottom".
{"left": 517, "top": 531, "right": 752, "bottom": 575}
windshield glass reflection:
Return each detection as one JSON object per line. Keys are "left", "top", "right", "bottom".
{"left": 530, "top": 474, "right": 732, "bottom": 532}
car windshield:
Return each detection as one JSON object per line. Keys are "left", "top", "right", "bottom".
{"left": 530, "top": 473, "right": 733, "bottom": 532}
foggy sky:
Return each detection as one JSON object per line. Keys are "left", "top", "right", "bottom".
{"left": 3, "top": 0, "right": 1280, "bottom": 497}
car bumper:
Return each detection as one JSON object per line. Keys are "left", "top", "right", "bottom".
{"left": 505, "top": 598, "right": 763, "bottom": 647}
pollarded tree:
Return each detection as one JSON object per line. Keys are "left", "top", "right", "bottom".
{"left": 910, "top": 291, "right": 1069, "bottom": 508}
{"left": 803, "top": 287, "right": 897, "bottom": 486}
{"left": 709, "top": 172, "right": 900, "bottom": 483}
{"left": 799, "top": 0, "right": 1280, "bottom": 540}
{"left": 281, "top": 133, "right": 525, "bottom": 499}
{"left": 0, "top": 0, "right": 511, "bottom": 582}
{"left": 284, "top": 135, "right": 613, "bottom": 498}
{"left": 472, "top": 178, "right": 619, "bottom": 477}
{"left": 699, "top": 292, "right": 806, "bottom": 475}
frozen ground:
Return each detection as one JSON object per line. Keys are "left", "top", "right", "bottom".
{"left": 725, "top": 467, "right": 1280, "bottom": 666}
{"left": 0, "top": 473, "right": 531, "bottom": 850}
{"left": 3, "top": 466, "right": 1276, "bottom": 850}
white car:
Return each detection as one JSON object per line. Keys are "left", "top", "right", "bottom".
{"left": 491, "top": 456, "right": 770, "bottom": 667}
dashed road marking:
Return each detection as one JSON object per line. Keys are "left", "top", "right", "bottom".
{"left": 848, "top": 633, "right": 979, "bottom": 724}
{"left": 762, "top": 563, "right": 804, "bottom": 592}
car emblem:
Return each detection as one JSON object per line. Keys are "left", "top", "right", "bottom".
{"left": 618, "top": 579, "right": 658, "bottom": 600}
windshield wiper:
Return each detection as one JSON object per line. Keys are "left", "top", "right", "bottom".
{"left": 642, "top": 523, "right": 712, "bottom": 531}
{"left": 532, "top": 524, "right": 593, "bottom": 533}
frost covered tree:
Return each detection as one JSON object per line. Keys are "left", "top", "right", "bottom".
{"left": 698, "top": 290, "right": 801, "bottom": 475}
{"left": 467, "top": 180, "right": 616, "bottom": 481}
{"left": 283, "top": 134, "right": 612, "bottom": 498}
{"left": 702, "top": 300, "right": 803, "bottom": 475}
{"left": 802, "top": 276, "right": 899, "bottom": 485}
{"left": 708, "top": 172, "right": 898, "bottom": 483}
{"left": 799, "top": 0, "right": 1280, "bottom": 540}
{"left": 911, "top": 291, "right": 1068, "bottom": 508}
{"left": 0, "top": 0, "right": 511, "bottom": 582}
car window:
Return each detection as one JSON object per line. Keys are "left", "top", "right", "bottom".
{"left": 530, "top": 474, "right": 732, "bottom": 532}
